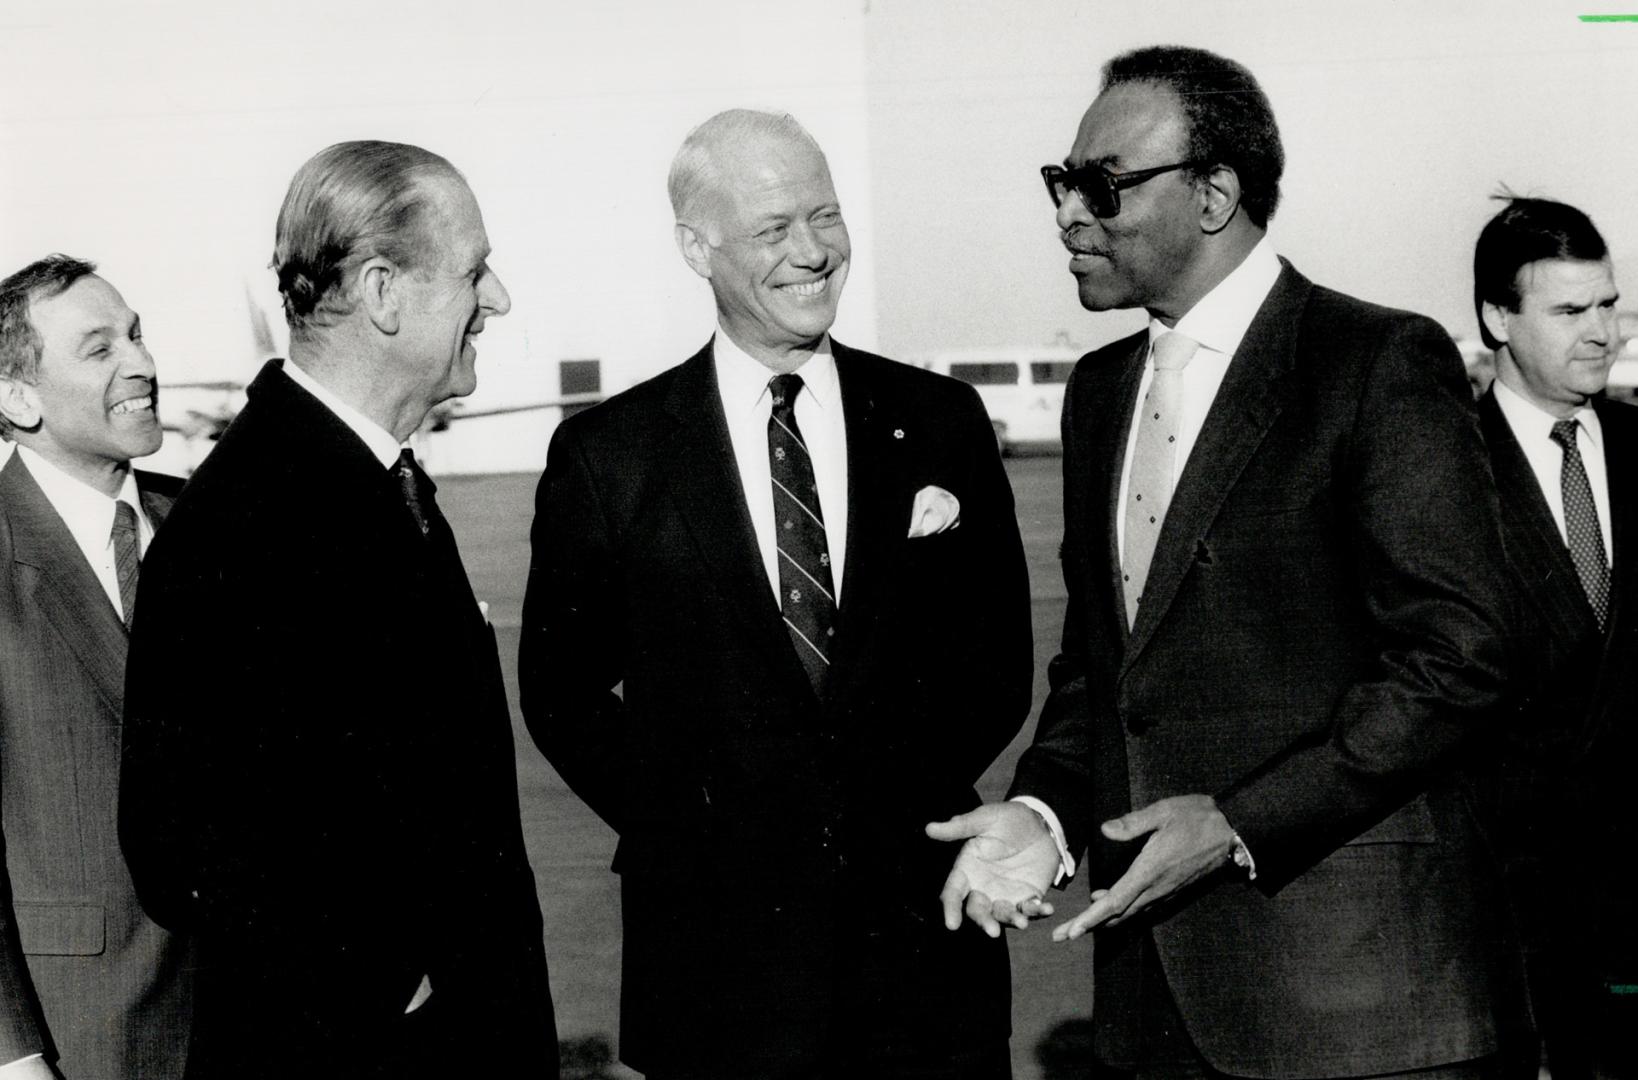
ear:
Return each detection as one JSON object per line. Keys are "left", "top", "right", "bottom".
{"left": 1197, "top": 165, "right": 1242, "bottom": 235}
{"left": 1481, "top": 301, "right": 1512, "bottom": 347}
{"left": 0, "top": 376, "right": 41, "bottom": 433}
{"left": 675, "top": 223, "right": 715, "bottom": 281}
{"left": 357, "top": 256, "right": 401, "bottom": 334}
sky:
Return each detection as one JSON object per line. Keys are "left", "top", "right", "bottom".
{"left": 2, "top": 0, "right": 1635, "bottom": 469}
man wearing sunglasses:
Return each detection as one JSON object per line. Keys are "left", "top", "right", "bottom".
{"left": 931, "top": 45, "right": 1522, "bottom": 1078}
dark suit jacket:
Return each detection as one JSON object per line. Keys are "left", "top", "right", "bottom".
{"left": 520, "top": 339, "right": 1032, "bottom": 1076}
{"left": 1475, "top": 390, "right": 1638, "bottom": 970}
{"left": 0, "top": 454, "right": 192, "bottom": 1077}
{"left": 119, "top": 360, "right": 556, "bottom": 1078}
{"left": 1012, "top": 263, "right": 1519, "bottom": 1077}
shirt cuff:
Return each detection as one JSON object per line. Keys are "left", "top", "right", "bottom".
{"left": 0, "top": 1054, "right": 45, "bottom": 1075}
{"left": 1229, "top": 830, "right": 1258, "bottom": 880}
{"left": 1009, "top": 795, "right": 1075, "bottom": 882}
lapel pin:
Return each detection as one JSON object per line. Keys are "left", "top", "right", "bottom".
{"left": 893, "top": 428, "right": 905, "bottom": 440}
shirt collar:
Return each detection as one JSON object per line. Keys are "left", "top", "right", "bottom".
{"left": 281, "top": 357, "right": 406, "bottom": 469}
{"left": 712, "top": 327, "right": 840, "bottom": 417}
{"left": 1492, "top": 374, "right": 1604, "bottom": 451}
{"left": 15, "top": 443, "right": 148, "bottom": 549}
{"left": 1148, "top": 236, "right": 1283, "bottom": 358}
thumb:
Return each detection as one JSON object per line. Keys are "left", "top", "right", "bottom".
{"left": 1100, "top": 804, "right": 1159, "bottom": 841}
{"left": 926, "top": 806, "right": 992, "bottom": 842}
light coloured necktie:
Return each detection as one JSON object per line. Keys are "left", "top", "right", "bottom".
{"left": 1550, "top": 419, "right": 1611, "bottom": 629}
{"left": 111, "top": 500, "right": 140, "bottom": 630}
{"left": 1123, "top": 330, "right": 1200, "bottom": 628}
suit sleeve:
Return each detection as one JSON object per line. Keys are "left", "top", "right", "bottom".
{"left": 519, "top": 421, "right": 633, "bottom": 832}
{"left": 1007, "top": 366, "right": 1101, "bottom": 858}
{"left": 0, "top": 803, "right": 49, "bottom": 1066}
{"left": 1214, "top": 316, "right": 1513, "bottom": 886}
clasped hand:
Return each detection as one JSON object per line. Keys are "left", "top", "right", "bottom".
{"left": 926, "top": 794, "right": 1236, "bottom": 941}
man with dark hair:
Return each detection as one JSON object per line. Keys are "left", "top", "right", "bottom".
{"left": 521, "top": 108, "right": 1031, "bottom": 1079}
{"left": 119, "top": 141, "right": 557, "bottom": 1078}
{"left": 0, "top": 255, "right": 192, "bottom": 1078}
{"left": 1471, "top": 196, "right": 1638, "bottom": 1080}
{"left": 932, "top": 45, "right": 1521, "bottom": 1077}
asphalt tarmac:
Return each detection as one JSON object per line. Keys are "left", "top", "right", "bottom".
{"left": 440, "top": 456, "right": 1093, "bottom": 1080}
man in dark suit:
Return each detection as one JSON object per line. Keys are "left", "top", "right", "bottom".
{"left": 1470, "top": 197, "right": 1638, "bottom": 1080}
{"left": 118, "top": 141, "right": 556, "bottom": 1078}
{"left": 0, "top": 255, "right": 191, "bottom": 1078}
{"left": 520, "top": 109, "right": 1032, "bottom": 1079}
{"left": 931, "top": 46, "right": 1520, "bottom": 1077}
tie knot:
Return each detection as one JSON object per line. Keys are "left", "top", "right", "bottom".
{"left": 769, "top": 373, "right": 806, "bottom": 411}
{"left": 1550, "top": 419, "right": 1580, "bottom": 450}
{"left": 111, "top": 499, "right": 138, "bottom": 538}
{"left": 1151, "top": 331, "right": 1200, "bottom": 373}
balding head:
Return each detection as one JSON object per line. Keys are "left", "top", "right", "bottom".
{"left": 668, "top": 109, "right": 828, "bottom": 235}
{"left": 272, "top": 140, "right": 464, "bottom": 345}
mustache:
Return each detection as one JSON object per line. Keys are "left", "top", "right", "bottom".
{"left": 1061, "top": 229, "right": 1107, "bottom": 256}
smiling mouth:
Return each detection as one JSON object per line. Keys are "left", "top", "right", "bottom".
{"left": 110, "top": 394, "right": 153, "bottom": 415}
{"left": 777, "top": 275, "right": 831, "bottom": 298}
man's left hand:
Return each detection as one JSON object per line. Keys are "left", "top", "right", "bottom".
{"left": 1052, "top": 794, "right": 1236, "bottom": 941}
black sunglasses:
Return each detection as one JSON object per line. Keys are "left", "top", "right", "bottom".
{"left": 1040, "top": 160, "right": 1206, "bottom": 218}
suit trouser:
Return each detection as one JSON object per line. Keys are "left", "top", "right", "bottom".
{"left": 643, "top": 1041, "right": 1012, "bottom": 1080}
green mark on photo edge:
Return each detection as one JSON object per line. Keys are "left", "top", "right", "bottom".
{"left": 1580, "top": 13, "right": 1638, "bottom": 20}
{"left": 1608, "top": 983, "right": 1638, "bottom": 995}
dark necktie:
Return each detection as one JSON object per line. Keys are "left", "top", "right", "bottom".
{"left": 111, "top": 500, "right": 140, "bottom": 630}
{"left": 1550, "top": 419, "right": 1611, "bottom": 629}
{"left": 396, "top": 448, "right": 434, "bottom": 539}
{"left": 768, "top": 373, "right": 837, "bottom": 694}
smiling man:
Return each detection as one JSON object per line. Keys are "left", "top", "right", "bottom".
{"left": 0, "top": 255, "right": 191, "bottom": 1079}
{"left": 930, "top": 46, "right": 1524, "bottom": 1078}
{"left": 1471, "top": 196, "right": 1638, "bottom": 1080}
{"left": 520, "top": 109, "right": 1032, "bottom": 1079}
{"left": 118, "top": 142, "right": 557, "bottom": 1079}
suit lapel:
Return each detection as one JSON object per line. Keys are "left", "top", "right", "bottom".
{"left": 826, "top": 342, "right": 907, "bottom": 692}
{"left": 1121, "top": 266, "right": 1306, "bottom": 675}
{"left": 1479, "top": 390, "right": 1598, "bottom": 643}
{"left": 1596, "top": 397, "right": 1637, "bottom": 633}
{"left": 659, "top": 343, "right": 810, "bottom": 684}
{"left": 1, "top": 456, "right": 129, "bottom": 711}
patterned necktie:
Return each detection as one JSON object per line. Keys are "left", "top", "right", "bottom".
{"left": 1123, "top": 330, "right": 1200, "bottom": 629}
{"left": 1550, "top": 419, "right": 1611, "bottom": 629}
{"left": 768, "top": 373, "right": 837, "bottom": 694}
{"left": 111, "top": 500, "right": 140, "bottom": 630}
{"left": 396, "top": 449, "right": 432, "bottom": 539}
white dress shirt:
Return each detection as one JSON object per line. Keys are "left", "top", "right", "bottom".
{"left": 713, "top": 329, "right": 850, "bottom": 605}
{"left": 14, "top": 445, "right": 154, "bottom": 621}
{"left": 1016, "top": 238, "right": 1283, "bottom": 880}
{"left": 1492, "top": 376, "right": 1613, "bottom": 558}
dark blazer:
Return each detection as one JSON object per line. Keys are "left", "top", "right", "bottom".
{"left": 119, "top": 360, "right": 556, "bottom": 1079}
{"left": 1012, "top": 263, "right": 1519, "bottom": 1077}
{"left": 0, "top": 454, "right": 192, "bottom": 1077}
{"left": 520, "top": 339, "right": 1032, "bottom": 1077}
{"left": 1474, "top": 390, "right": 1638, "bottom": 1026}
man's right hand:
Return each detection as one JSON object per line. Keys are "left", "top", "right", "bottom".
{"left": 926, "top": 801, "right": 1061, "bottom": 937}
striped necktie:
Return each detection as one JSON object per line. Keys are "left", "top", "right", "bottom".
{"left": 111, "top": 500, "right": 140, "bottom": 630}
{"left": 768, "top": 373, "right": 837, "bottom": 694}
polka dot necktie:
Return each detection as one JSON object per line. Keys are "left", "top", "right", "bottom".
{"left": 1123, "top": 330, "right": 1200, "bottom": 629}
{"left": 768, "top": 373, "right": 836, "bottom": 694}
{"left": 111, "top": 500, "right": 140, "bottom": 630}
{"left": 1550, "top": 419, "right": 1610, "bottom": 629}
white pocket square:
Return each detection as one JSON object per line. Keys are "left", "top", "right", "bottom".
{"left": 907, "top": 485, "right": 961, "bottom": 538}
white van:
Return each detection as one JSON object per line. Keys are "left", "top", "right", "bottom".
{"left": 923, "top": 346, "right": 1082, "bottom": 453}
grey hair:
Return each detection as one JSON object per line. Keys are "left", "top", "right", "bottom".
{"left": 271, "top": 140, "right": 462, "bottom": 344}
{"left": 0, "top": 254, "right": 99, "bottom": 439}
{"left": 667, "top": 109, "right": 826, "bottom": 227}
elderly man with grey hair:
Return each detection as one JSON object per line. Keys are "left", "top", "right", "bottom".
{"left": 520, "top": 108, "right": 1032, "bottom": 1079}
{"left": 119, "top": 140, "right": 557, "bottom": 1079}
